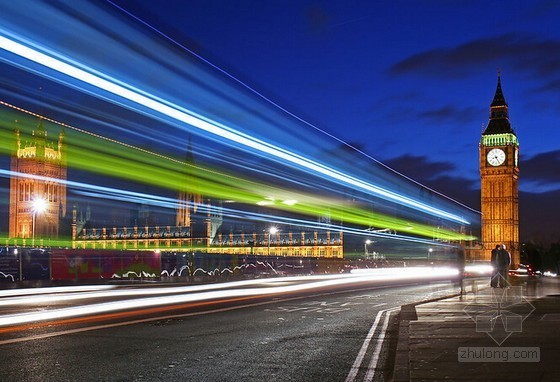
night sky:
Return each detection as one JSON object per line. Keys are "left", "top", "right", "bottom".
{"left": 109, "top": 0, "right": 560, "bottom": 243}
{"left": 1, "top": 0, "right": 559, "bottom": 244}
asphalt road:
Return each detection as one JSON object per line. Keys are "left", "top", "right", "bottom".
{"left": 0, "top": 274, "right": 461, "bottom": 382}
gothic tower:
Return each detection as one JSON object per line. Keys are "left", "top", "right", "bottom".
{"left": 479, "top": 74, "right": 520, "bottom": 266}
{"left": 9, "top": 118, "right": 67, "bottom": 242}
{"left": 176, "top": 136, "right": 202, "bottom": 228}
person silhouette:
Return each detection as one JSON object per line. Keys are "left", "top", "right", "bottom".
{"left": 490, "top": 244, "right": 501, "bottom": 288}
{"left": 456, "top": 247, "right": 465, "bottom": 294}
{"left": 495, "top": 244, "right": 511, "bottom": 288}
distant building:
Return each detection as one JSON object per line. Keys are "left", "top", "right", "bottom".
{"left": 71, "top": 140, "right": 342, "bottom": 257}
{"left": 475, "top": 74, "right": 520, "bottom": 265}
{"left": 9, "top": 118, "right": 67, "bottom": 241}
{"left": 4, "top": 105, "right": 342, "bottom": 257}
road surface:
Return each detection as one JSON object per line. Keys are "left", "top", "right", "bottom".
{"left": 0, "top": 270, "right": 462, "bottom": 381}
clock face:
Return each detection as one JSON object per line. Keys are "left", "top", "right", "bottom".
{"left": 487, "top": 148, "right": 506, "bottom": 166}
{"left": 514, "top": 149, "right": 519, "bottom": 167}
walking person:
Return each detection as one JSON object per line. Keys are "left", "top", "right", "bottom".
{"left": 490, "top": 244, "right": 501, "bottom": 288}
{"left": 496, "top": 244, "right": 511, "bottom": 288}
{"left": 456, "top": 247, "right": 466, "bottom": 294}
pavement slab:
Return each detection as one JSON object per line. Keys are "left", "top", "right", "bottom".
{"left": 393, "top": 277, "right": 560, "bottom": 382}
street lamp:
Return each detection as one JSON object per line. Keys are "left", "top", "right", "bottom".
{"left": 32, "top": 197, "right": 47, "bottom": 247}
{"left": 15, "top": 248, "right": 23, "bottom": 282}
{"left": 364, "top": 239, "right": 372, "bottom": 260}
{"left": 267, "top": 227, "right": 278, "bottom": 256}
{"left": 428, "top": 248, "right": 433, "bottom": 263}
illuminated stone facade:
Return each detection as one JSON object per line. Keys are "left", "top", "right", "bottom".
{"left": 9, "top": 119, "right": 67, "bottom": 240}
{"left": 71, "top": 140, "right": 342, "bottom": 258}
{"left": 5, "top": 108, "right": 341, "bottom": 257}
{"left": 73, "top": 224, "right": 343, "bottom": 258}
{"left": 479, "top": 75, "right": 520, "bottom": 265}
{"left": 207, "top": 230, "right": 343, "bottom": 258}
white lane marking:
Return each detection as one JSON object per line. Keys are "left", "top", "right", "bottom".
{"left": 345, "top": 307, "right": 399, "bottom": 382}
{"left": 364, "top": 309, "right": 396, "bottom": 382}
{"left": 345, "top": 308, "right": 385, "bottom": 382}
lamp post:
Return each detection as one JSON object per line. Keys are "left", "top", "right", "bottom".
{"left": 428, "top": 248, "right": 433, "bottom": 263}
{"left": 267, "top": 227, "right": 278, "bottom": 257}
{"left": 364, "top": 239, "right": 372, "bottom": 260}
{"left": 15, "top": 248, "right": 22, "bottom": 282}
{"left": 32, "top": 197, "right": 47, "bottom": 247}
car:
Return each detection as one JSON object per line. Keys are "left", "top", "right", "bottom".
{"left": 509, "top": 264, "right": 539, "bottom": 278}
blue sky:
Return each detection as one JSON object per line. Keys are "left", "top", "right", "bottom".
{"left": 1, "top": 0, "right": 559, "bottom": 243}
{"left": 110, "top": 0, "right": 560, "bottom": 241}
{"left": 109, "top": 0, "right": 560, "bottom": 192}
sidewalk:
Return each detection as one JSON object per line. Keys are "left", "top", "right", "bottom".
{"left": 393, "top": 277, "right": 560, "bottom": 381}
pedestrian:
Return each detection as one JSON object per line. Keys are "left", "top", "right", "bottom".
{"left": 490, "top": 244, "right": 501, "bottom": 288}
{"left": 496, "top": 244, "right": 511, "bottom": 288}
{"left": 456, "top": 247, "right": 465, "bottom": 294}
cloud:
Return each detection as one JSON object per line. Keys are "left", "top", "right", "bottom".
{"left": 520, "top": 189, "right": 560, "bottom": 245}
{"left": 388, "top": 33, "right": 560, "bottom": 81}
{"left": 520, "top": 150, "right": 560, "bottom": 188}
{"left": 382, "top": 153, "right": 560, "bottom": 245}
{"left": 417, "top": 105, "right": 480, "bottom": 124}
{"left": 533, "top": 78, "right": 560, "bottom": 93}
{"left": 382, "top": 154, "right": 479, "bottom": 207}
{"left": 383, "top": 155, "right": 454, "bottom": 180}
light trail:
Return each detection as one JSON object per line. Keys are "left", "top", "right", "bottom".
{"left": 0, "top": 267, "right": 458, "bottom": 327}
{"left": 0, "top": 167, "right": 473, "bottom": 242}
{"left": 109, "top": 0, "right": 480, "bottom": 216}
{"left": 0, "top": 274, "right": 354, "bottom": 306}
{"left": 0, "top": 285, "right": 117, "bottom": 298}
{"left": 0, "top": 33, "right": 470, "bottom": 225}
{"left": 464, "top": 263, "right": 493, "bottom": 275}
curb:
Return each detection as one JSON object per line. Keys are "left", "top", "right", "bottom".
{"left": 391, "top": 293, "right": 461, "bottom": 382}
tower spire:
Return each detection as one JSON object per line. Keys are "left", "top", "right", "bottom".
{"left": 491, "top": 69, "right": 507, "bottom": 107}
{"left": 483, "top": 72, "right": 514, "bottom": 135}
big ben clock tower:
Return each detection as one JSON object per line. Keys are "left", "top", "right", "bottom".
{"left": 480, "top": 74, "right": 520, "bottom": 266}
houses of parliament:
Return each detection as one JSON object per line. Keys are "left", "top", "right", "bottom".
{"left": 3, "top": 74, "right": 520, "bottom": 264}
{"left": 3, "top": 106, "right": 343, "bottom": 258}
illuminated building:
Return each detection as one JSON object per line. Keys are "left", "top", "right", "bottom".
{"left": 71, "top": 140, "right": 342, "bottom": 257}
{"left": 176, "top": 136, "right": 203, "bottom": 229}
{"left": 73, "top": 223, "right": 343, "bottom": 258}
{"left": 9, "top": 118, "right": 67, "bottom": 241}
{"left": 2, "top": 104, "right": 340, "bottom": 257}
{"left": 479, "top": 74, "right": 520, "bottom": 265}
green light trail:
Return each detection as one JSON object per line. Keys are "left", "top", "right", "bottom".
{"left": 0, "top": 106, "right": 475, "bottom": 242}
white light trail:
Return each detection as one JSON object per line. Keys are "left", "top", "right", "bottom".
{"left": 0, "top": 268, "right": 458, "bottom": 327}
{"left": 109, "top": 0, "right": 481, "bottom": 216}
{"left": 0, "top": 285, "right": 116, "bottom": 298}
{"left": 0, "top": 169, "right": 455, "bottom": 246}
{"left": 0, "top": 274, "right": 350, "bottom": 306}
{"left": 0, "top": 33, "right": 469, "bottom": 225}
{"left": 464, "top": 264, "right": 493, "bottom": 275}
